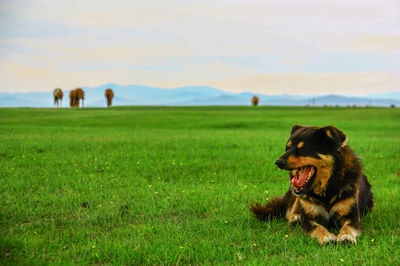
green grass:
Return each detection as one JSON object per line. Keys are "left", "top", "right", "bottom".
{"left": 0, "top": 106, "right": 399, "bottom": 265}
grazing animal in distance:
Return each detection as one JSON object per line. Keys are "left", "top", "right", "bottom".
{"left": 251, "top": 96, "right": 259, "bottom": 106}
{"left": 69, "top": 88, "right": 85, "bottom": 108}
{"left": 53, "top": 88, "right": 63, "bottom": 107}
{"left": 69, "top": 90, "right": 76, "bottom": 107}
{"left": 250, "top": 125, "right": 373, "bottom": 245}
{"left": 105, "top": 88, "right": 114, "bottom": 107}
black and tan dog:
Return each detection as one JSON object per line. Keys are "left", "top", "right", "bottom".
{"left": 250, "top": 125, "right": 373, "bottom": 245}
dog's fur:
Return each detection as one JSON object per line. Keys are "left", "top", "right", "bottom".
{"left": 250, "top": 125, "right": 373, "bottom": 245}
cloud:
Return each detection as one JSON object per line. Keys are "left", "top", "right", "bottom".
{"left": 338, "top": 34, "right": 400, "bottom": 54}
{"left": 0, "top": 0, "right": 399, "bottom": 94}
{"left": 208, "top": 71, "right": 400, "bottom": 96}
{"left": 0, "top": 59, "right": 256, "bottom": 92}
{"left": 2, "top": 60, "right": 398, "bottom": 97}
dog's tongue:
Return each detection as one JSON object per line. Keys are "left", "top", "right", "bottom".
{"left": 291, "top": 167, "right": 312, "bottom": 188}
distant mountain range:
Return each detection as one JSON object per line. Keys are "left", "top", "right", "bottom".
{"left": 0, "top": 84, "right": 399, "bottom": 107}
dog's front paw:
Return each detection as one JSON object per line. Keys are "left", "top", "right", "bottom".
{"left": 336, "top": 234, "right": 357, "bottom": 244}
{"left": 289, "top": 214, "right": 301, "bottom": 224}
{"left": 321, "top": 234, "right": 336, "bottom": 245}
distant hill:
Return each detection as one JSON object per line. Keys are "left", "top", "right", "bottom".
{"left": 0, "top": 84, "right": 399, "bottom": 107}
{"left": 365, "top": 91, "right": 400, "bottom": 99}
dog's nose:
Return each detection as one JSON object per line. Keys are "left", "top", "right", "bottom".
{"left": 275, "top": 159, "right": 286, "bottom": 169}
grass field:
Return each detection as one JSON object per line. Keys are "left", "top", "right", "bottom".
{"left": 1, "top": 106, "right": 399, "bottom": 264}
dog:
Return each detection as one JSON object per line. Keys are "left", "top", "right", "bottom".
{"left": 250, "top": 125, "right": 373, "bottom": 245}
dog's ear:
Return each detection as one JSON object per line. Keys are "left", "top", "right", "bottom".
{"left": 317, "top": 125, "right": 347, "bottom": 147}
{"left": 291, "top": 125, "right": 304, "bottom": 135}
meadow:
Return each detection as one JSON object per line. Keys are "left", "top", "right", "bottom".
{"left": 0, "top": 106, "right": 399, "bottom": 265}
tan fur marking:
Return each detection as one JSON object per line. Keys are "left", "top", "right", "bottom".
{"left": 313, "top": 154, "right": 334, "bottom": 195}
{"left": 287, "top": 140, "right": 292, "bottom": 148}
{"left": 329, "top": 197, "right": 355, "bottom": 217}
{"left": 286, "top": 154, "right": 334, "bottom": 195}
{"left": 325, "top": 129, "right": 333, "bottom": 139}
{"left": 341, "top": 137, "right": 348, "bottom": 147}
{"left": 286, "top": 197, "right": 301, "bottom": 223}
{"left": 290, "top": 170, "right": 296, "bottom": 177}
{"left": 310, "top": 221, "right": 336, "bottom": 245}
{"left": 300, "top": 199, "right": 329, "bottom": 220}
{"left": 297, "top": 142, "right": 304, "bottom": 149}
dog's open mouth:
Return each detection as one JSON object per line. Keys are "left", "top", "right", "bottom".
{"left": 290, "top": 166, "right": 315, "bottom": 195}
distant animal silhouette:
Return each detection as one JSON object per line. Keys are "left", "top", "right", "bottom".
{"left": 53, "top": 88, "right": 63, "bottom": 107}
{"left": 105, "top": 88, "right": 114, "bottom": 107}
{"left": 251, "top": 96, "right": 259, "bottom": 106}
{"left": 69, "top": 88, "right": 85, "bottom": 108}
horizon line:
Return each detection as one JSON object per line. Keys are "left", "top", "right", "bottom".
{"left": 1, "top": 83, "right": 399, "bottom": 98}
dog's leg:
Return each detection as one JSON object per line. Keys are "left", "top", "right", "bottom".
{"left": 330, "top": 196, "right": 363, "bottom": 244}
{"left": 286, "top": 197, "right": 301, "bottom": 224}
{"left": 336, "top": 220, "right": 362, "bottom": 244}
{"left": 308, "top": 221, "right": 336, "bottom": 245}
{"left": 300, "top": 199, "right": 335, "bottom": 245}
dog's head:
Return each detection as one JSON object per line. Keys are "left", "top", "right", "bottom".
{"left": 275, "top": 125, "right": 346, "bottom": 197}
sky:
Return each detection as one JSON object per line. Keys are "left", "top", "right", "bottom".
{"left": 0, "top": 0, "right": 399, "bottom": 96}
